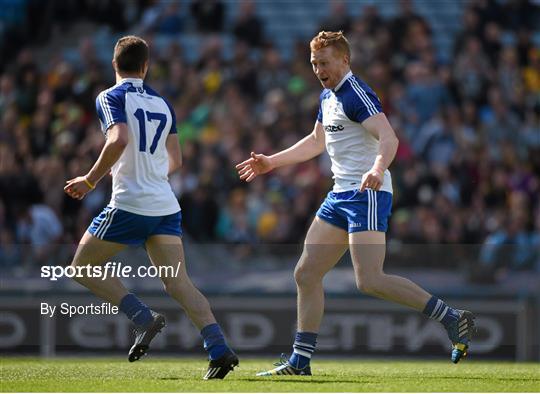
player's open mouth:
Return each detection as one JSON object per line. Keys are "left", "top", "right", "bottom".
{"left": 321, "top": 77, "right": 329, "bottom": 82}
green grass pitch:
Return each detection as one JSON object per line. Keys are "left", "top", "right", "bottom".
{"left": 1, "top": 357, "right": 539, "bottom": 392}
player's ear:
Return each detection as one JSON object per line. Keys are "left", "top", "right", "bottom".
{"left": 112, "top": 59, "right": 117, "bottom": 73}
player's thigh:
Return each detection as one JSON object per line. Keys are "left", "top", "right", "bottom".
{"left": 144, "top": 234, "right": 188, "bottom": 280}
{"left": 297, "top": 217, "right": 349, "bottom": 277}
{"left": 72, "top": 231, "right": 127, "bottom": 267}
{"left": 349, "top": 231, "right": 386, "bottom": 279}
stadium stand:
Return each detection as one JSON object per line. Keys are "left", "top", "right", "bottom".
{"left": 0, "top": 0, "right": 539, "bottom": 294}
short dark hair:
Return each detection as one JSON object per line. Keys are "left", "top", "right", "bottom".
{"left": 113, "top": 36, "right": 149, "bottom": 73}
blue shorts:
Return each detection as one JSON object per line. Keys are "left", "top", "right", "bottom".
{"left": 316, "top": 189, "right": 392, "bottom": 233}
{"left": 88, "top": 206, "right": 182, "bottom": 245}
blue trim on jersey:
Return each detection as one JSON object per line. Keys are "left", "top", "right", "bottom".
{"left": 343, "top": 76, "right": 382, "bottom": 123}
{"left": 88, "top": 207, "right": 182, "bottom": 245}
{"left": 316, "top": 189, "right": 392, "bottom": 233}
{"left": 317, "top": 89, "right": 331, "bottom": 123}
{"left": 96, "top": 85, "right": 127, "bottom": 132}
{"left": 142, "top": 83, "right": 161, "bottom": 98}
{"left": 317, "top": 74, "right": 382, "bottom": 125}
{"left": 144, "top": 84, "right": 177, "bottom": 134}
{"left": 96, "top": 99, "right": 106, "bottom": 127}
{"left": 96, "top": 81, "right": 177, "bottom": 135}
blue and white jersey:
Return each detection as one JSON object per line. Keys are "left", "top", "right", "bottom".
{"left": 96, "top": 78, "right": 180, "bottom": 216}
{"left": 317, "top": 71, "right": 393, "bottom": 194}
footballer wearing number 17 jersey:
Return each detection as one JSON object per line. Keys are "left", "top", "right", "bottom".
{"left": 64, "top": 35, "right": 238, "bottom": 380}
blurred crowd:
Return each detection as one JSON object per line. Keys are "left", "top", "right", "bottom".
{"left": 0, "top": 0, "right": 539, "bottom": 276}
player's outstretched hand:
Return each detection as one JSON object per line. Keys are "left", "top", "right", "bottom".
{"left": 235, "top": 152, "right": 274, "bottom": 182}
{"left": 360, "top": 168, "right": 383, "bottom": 192}
{"left": 64, "top": 176, "right": 93, "bottom": 200}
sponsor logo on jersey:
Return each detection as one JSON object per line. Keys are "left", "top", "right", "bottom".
{"left": 324, "top": 124, "right": 344, "bottom": 133}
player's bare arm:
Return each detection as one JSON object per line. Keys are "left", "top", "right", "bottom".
{"left": 359, "top": 113, "right": 399, "bottom": 192}
{"left": 166, "top": 133, "right": 182, "bottom": 175}
{"left": 64, "top": 123, "right": 128, "bottom": 200}
{"left": 236, "top": 121, "right": 325, "bottom": 182}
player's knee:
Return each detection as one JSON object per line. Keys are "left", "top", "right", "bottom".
{"left": 294, "top": 264, "right": 323, "bottom": 288}
{"left": 356, "top": 279, "right": 374, "bottom": 295}
{"left": 356, "top": 276, "right": 382, "bottom": 295}
{"left": 293, "top": 267, "right": 306, "bottom": 287}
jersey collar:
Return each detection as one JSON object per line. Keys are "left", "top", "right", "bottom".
{"left": 333, "top": 70, "right": 352, "bottom": 92}
{"left": 119, "top": 77, "right": 143, "bottom": 86}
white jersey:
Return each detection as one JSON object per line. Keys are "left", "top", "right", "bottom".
{"left": 96, "top": 78, "right": 180, "bottom": 216}
{"left": 317, "top": 71, "right": 393, "bottom": 194}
